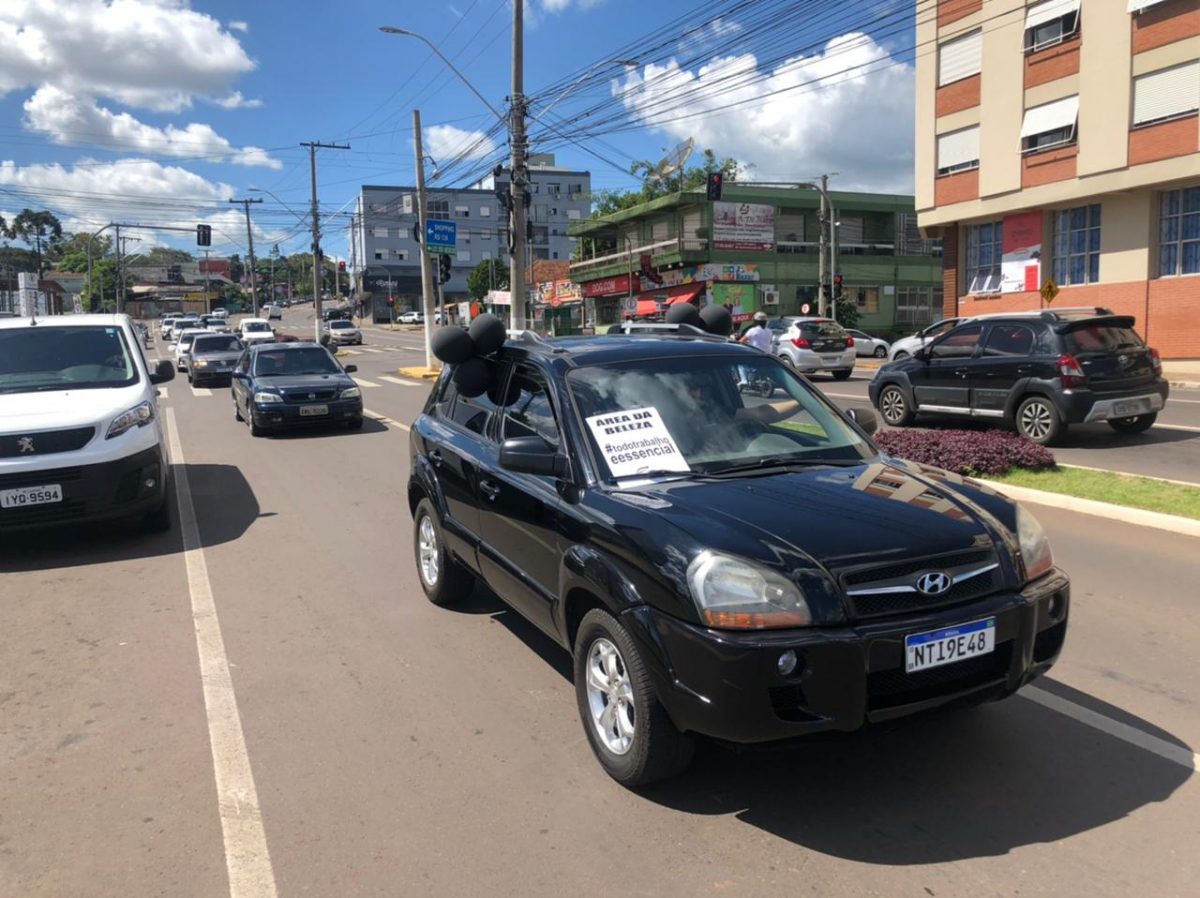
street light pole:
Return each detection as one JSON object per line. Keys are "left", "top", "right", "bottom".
{"left": 302, "top": 140, "right": 351, "bottom": 343}
{"left": 228, "top": 197, "right": 263, "bottom": 316}
{"left": 413, "top": 109, "right": 438, "bottom": 369}
{"left": 509, "top": 0, "right": 527, "bottom": 333}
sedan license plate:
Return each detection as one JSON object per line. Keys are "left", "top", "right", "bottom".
{"left": 905, "top": 618, "right": 995, "bottom": 673}
{"left": 1112, "top": 398, "right": 1148, "bottom": 417}
{"left": 822, "top": 355, "right": 841, "bottom": 366}
{"left": 1, "top": 483, "right": 63, "bottom": 509}
{"left": 299, "top": 404, "right": 329, "bottom": 417}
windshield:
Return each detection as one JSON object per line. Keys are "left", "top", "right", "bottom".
{"left": 329, "top": 321, "right": 353, "bottom": 329}
{"left": 243, "top": 322, "right": 271, "bottom": 332}
{"left": 179, "top": 331, "right": 199, "bottom": 346}
{"left": 253, "top": 347, "right": 340, "bottom": 376}
{"left": 0, "top": 325, "right": 139, "bottom": 394}
{"left": 193, "top": 336, "right": 244, "bottom": 354}
{"left": 797, "top": 320, "right": 848, "bottom": 340}
{"left": 567, "top": 355, "right": 873, "bottom": 479}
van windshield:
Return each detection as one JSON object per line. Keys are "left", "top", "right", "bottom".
{"left": 0, "top": 325, "right": 139, "bottom": 393}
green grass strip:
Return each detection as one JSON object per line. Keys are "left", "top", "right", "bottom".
{"left": 992, "top": 467, "right": 1200, "bottom": 522}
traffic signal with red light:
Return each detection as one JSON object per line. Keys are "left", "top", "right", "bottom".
{"left": 338, "top": 260, "right": 346, "bottom": 271}
{"left": 833, "top": 273, "right": 843, "bottom": 300}
{"left": 706, "top": 172, "right": 723, "bottom": 201}
{"left": 438, "top": 253, "right": 451, "bottom": 284}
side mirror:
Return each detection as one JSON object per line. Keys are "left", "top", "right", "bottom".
{"left": 149, "top": 359, "right": 175, "bottom": 385}
{"left": 846, "top": 406, "right": 880, "bottom": 436}
{"left": 344, "top": 364, "right": 357, "bottom": 373}
{"left": 499, "top": 436, "right": 567, "bottom": 478}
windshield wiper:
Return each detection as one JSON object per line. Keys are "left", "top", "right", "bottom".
{"left": 706, "top": 457, "right": 864, "bottom": 476}
{"left": 613, "top": 469, "right": 715, "bottom": 483}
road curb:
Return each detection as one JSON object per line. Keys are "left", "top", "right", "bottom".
{"left": 979, "top": 479, "right": 1200, "bottom": 540}
{"left": 397, "top": 366, "right": 440, "bottom": 380}
{"left": 1168, "top": 379, "right": 1200, "bottom": 390}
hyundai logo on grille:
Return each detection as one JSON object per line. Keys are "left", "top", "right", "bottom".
{"left": 17, "top": 436, "right": 35, "bottom": 454}
{"left": 916, "top": 571, "right": 952, "bottom": 596}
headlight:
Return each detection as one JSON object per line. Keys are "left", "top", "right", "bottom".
{"left": 193, "top": 359, "right": 209, "bottom": 368}
{"left": 253, "top": 391, "right": 283, "bottom": 404}
{"left": 1017, "top": 507, "right": 1054, "bottom": 582}
{"left": 106, "top": 401, "right": 155, "bottom": 439}
{"left": 340, "top": 386, "right": 361, "bottom": 399}
{"left": 687, "top": 552, "right": 812, "bottom": 629}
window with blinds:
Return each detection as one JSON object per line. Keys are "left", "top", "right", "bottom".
{"left": 937, "top": 126, "right": 981, "bottom": 175}
{"left": 1133, "top": 62, "right": 1200, "bottom": 127}
{"left": 838, "top": 217, "right": 865, "bottom": 245}
{"left": 1020, "top": 95, "right": 1079, "bottom": 153}
{"left": 938, "top": 30, "right": 981, "bottom": 87}
{"left": 1024, "top": 0, "right": 1080, "bottom": 52}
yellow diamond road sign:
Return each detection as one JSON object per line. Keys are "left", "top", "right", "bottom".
{"left": 1040, "top": 278, "right": 1060, "bottom": 304}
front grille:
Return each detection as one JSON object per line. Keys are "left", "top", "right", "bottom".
{"left": 281, "top": 389, "right": 337, "bottom": 403}
{"left": 851, "top": 570, "right": 997, "bottom": 618}
{"left": 843, "top": 549, "right": 992, "bottom": 587}
{"left": 0, "top": 427, "right": 95, "bottom": 458}
{"left": 868, "top": 642, "right": 1012, "bottom": 711}
{"left": 0, "top": 466, "right": 85, "bottom": 490}
{"left": 0, "top": 499, "right": 87, "bottom": 527}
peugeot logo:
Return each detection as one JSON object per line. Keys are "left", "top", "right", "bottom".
{"left": 916, "top": 571, "right": 952, "bottom": 596}
{"left": 308, "top": 392, "right": 316, "bottom": 399}
{"left": 17, "top": 436, "right": 35, "bottom": 454}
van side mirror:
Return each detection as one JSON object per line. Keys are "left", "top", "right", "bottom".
{"left": 845, "top": 406, "right": 880, "bottom": 436}
{"left": 499, "top": 436, "right": 566, "bottom": 478}
{"left": 149, "top": 359, "right": 175, "bottom": 384}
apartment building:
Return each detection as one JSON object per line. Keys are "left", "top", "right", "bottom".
{"left": 916, "top": 0, "right": 1200, "bottom": 357}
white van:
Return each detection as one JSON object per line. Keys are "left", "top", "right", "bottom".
{"left": 239, "top": 317, "right": 276, "bottom": 345}
{"left": 0, "top": 314, "right": 176, "bottom": 533}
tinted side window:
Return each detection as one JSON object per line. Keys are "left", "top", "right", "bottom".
{"left": 983, "top": 325, "right": 1035, "bottom": 357}
{"left": 448, "top": 359, "right": 503, "bottom": 437}
{"left": 930, "top": 324, "right": 983, "bottom": 359}
{"left": 502, "top": 367, "right": 560, "bottom": 446}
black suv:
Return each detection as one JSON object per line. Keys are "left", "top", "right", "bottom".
{"left": 409, "top": 331, "right": 1070, "bottom": 785}
{"left": 869, "top": 309, "right": 1169, "bottom": 445}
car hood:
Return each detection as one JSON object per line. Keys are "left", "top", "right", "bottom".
{"left": 0, "top": 382, "right": 149, "bottom": 432}
{"left": 621, "top": 459, "right": 1014, "bottom": 574}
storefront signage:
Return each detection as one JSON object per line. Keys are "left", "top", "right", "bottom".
{"left": 657, "top": 263, "right": 761, "bottom": 287}
{"left": 1001, "top": 211, "right": 1042, "bottom": 293}
{"left": 713, "top": 202, "right": 775, "bottom": 252}
{"left": 581, "top": 274, "right": 636, "bottom": 297}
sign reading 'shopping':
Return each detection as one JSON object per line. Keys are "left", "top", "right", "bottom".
{"left": 425, "top": 220, "right": 457, "bottom": 256}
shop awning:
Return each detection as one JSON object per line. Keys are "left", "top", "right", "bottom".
{"left": 635, "top": 299, "right": 658, "bottom": 317}
{"left": 631, "top": 283, "right": 704, "bottom": 316}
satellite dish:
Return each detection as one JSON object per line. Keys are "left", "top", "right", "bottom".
{"left": 652, "top": 137, "right": 695, "bottom": 182}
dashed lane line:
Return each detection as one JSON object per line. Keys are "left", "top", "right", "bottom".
{"left": 191, "top": 386, "right": 214, "bottom": 397}
{"left": 165, "top": 408, "right": 278, "bottom": 898}
{"left": 378, "top": 375, "right": 423, "bottom": 387}
{"left": 364, "top": 408, "right": 410, "bottom": 431}
{"left": 354, "top": 378, "right": 381, "bottom": 388}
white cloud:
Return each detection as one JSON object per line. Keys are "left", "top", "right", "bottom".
{"left": 538, "top": 0, "right": 608, "bottom": 14}
{"left": 228, "top": 20, "right": 249, "bottom": 33}
{"left": 23, "top": 86, "right": 281, "bottom": 168}
{"left": 0, "top": 0, "right": 256, "bottom": 113}
{"left": 423, "top": 125, "right": 497, "bottom": 165}
{"left": 617, "top": 33, "right": 915, "bottom": 193}
{"left": 448, "top": 5, "right": 463, "bottom": 18}
{"left": 678, "top": 18, "right": 742, "bottom": 55}
{"left": 214, "top": 91, "right": 263, "bottom": 110}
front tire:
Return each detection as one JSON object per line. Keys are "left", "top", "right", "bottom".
{"left": 878, "top": 385, "right": 914, "bottom": 426}
{"left": 413, "top": 498, "right": 474, "bottom": 607}
{"left": 573, "top": 608, "right": 695, "bottom": 788}
{"left": 1016, "top": 395, "right": 1064, "bottom": 445}
{"left": 249, "top": 414, "right": 268, "bottom": 438}
{"left": 873, "top": 346, "right": 887, "bottom": 358}
{"left": 1108, "top": 412, "right": 1156, "bottom": 435}
{"left": 892, "top": 350, "right": 910, "bottom": 361}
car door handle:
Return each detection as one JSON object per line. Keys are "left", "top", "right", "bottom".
{"left": 954, "top": 368, "right": 970, "bottom": 378}
{"left": 1017, "top": 365, "right": 1034, "bottom": 375}
{"left": 479, "top": 480, "right": 501, "bottom": 502}
{"left": 428, "top": 449, "right": 443, "bottom": 467}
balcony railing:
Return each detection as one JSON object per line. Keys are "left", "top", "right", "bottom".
{"left": 570, "top": 237, "right": 705, "bottom": 276}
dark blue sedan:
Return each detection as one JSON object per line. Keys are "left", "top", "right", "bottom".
{"left": 231, "top": 342, "right": 363, "bottom": 436}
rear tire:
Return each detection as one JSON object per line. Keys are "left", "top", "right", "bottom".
{"left": 1108, "top": 412, "right": 1156, "bottom": 435}
{"left": 892, "top": 350, "right": 910, "bottom": 361}
{"left": 832, "top": 369, "right": 853, "bottom": 381}
{"left": 878, "top": 384, "right": 915, "bottom": 426}
{"left": 1016, "top": 395, "right": 1064, "bottom": 445}
{"left": 873, "top": 346, "right": 887, "bottom": 358}
{"left": 574, "top": 609, "right": 695, "bottom": 788}
{"left": 413, "top": 498, "right": 474, "bottom": 607}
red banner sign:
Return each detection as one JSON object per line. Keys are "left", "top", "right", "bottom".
{"left": 581, "top": 274, "right": 635, "bottom": 298}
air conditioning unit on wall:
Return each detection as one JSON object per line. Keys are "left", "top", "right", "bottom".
{"left": 761, "top": 285, "right": 779, "bottom": 306}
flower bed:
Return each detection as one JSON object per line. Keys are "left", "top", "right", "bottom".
{"left": 875, "top": 429, "right": 1056, "bottom": 477}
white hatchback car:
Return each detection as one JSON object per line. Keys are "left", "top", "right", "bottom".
{"left": 0, "top": 314, "right": 175, "bottom": 533}
{"left": 172, "top": 328, "right": 205, "bottom": 372}
{"left": 239, "top": 318, "right": 276, "bottom": 346}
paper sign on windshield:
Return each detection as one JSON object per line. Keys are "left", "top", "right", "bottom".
{"left": 585, "top": 407, "right": 690, "bottom": 478}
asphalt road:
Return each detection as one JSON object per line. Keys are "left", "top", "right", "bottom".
{"left": 1, "top": 313, "right": 1197, "bottom": 897}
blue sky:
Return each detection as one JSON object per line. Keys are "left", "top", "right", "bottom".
{"left": 0, "top": 0, "right": 918, "bottom": 262}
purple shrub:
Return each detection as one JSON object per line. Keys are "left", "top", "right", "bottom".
{"left": 874, "top": 429, "right": 1056, "bottom": 477}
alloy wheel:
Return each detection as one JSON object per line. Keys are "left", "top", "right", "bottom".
{"left": 417, "top": 516, "right": 439, "bottom": 587}
{"left": 880, "top": 388, "right": 905, "bottom": 424}
{"left": 585, "top": 637, "right": 635, "bottom": 755}
{"left": 1020, "top": 400, "right": 1053, "bottom": 442}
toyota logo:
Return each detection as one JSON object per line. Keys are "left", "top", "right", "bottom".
{"left": 916, "top": 571, "right": 952, "bottom": 596}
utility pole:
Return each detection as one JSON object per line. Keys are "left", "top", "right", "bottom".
{"left": 203, "top": 250, "right": 211, "bottom": 311}
{"left": 413, "top": 109, "right": 438, "bottom": 368}
{"left": 508, "top": 0, "right": 528, "bottom": 333}
{"left": 228, "top": 197, "right": 263, "bottom": 317}
{"left": 817, "top": 173, "right": 829, "bottom": 318}
{"left": 302, "top": 140, "right": 351, "bottom": 342}
{"left": 113, "top": 223, "right": 122, "bottom": 313}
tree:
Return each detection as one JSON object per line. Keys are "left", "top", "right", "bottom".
{"left": 81, "top": 259, "right": 120, "bottom": 311}
{"left": 467, "top": 258, "right": 509, "bottom": 300}
{"left": 142, "top": 246, "right": 194, "bottom": 265}
{"left": 45, "top": 231, "right": 111, "bottom": 267}
{"left": 7, "top": 209, "right": 64, "bottom": 275}
{"left": 228, "top": 254, "right": 244, "bottom": 285}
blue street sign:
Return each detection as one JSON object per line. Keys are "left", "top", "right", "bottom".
{"left": 425, "top": 220, "right": 457, "bottom": 255}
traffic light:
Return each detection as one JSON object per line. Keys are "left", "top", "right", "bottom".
{"left": 338, "top": 260, "right": 346, "bottom": 271}
{"left": 833, "top": 273, "right": 844, "bottom": 300}
{"left": 196, "top": 224, "right": 211, "bottom": 247}
{"left": 706, "top": 172, "right": 723, "bottom": 201}
{"left": 413, "top": 223, "right": 422, "bottom": 243}
{"left": 438, "top": 253, "right": 451, "bottom": 284}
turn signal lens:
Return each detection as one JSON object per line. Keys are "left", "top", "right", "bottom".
{"left": 687, "top": 552, "right": 813, "bottom": 630}
{"left": 1150, "top": 347, "right": 1162, "bottom": 376}
{"left": 1056, "top": 353, "right": 1086, "bottom": 389}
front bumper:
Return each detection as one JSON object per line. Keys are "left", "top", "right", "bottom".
{"left": 0, "top": 446, "right": 167, "bottom": 532}
{"left": 328, "top": 333, "right": 362, "bottom": 345}
{"left": 190, "top": 364, "right": 237, "bottom": 384}
{"left": 251, "top": 398, "right": 363, "bottom": 429}
{"left": 626, "top": 569, "right": 1069, "bottom": 744}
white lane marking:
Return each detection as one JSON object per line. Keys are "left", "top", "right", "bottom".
{"left": 354, "top": 378, "right": 381, "bottom": 388}
{"left": 378, "top": 375, "right": 422, "bottom": 387}
{"left": 363, "top": 408, "right": 410, "bottom": 431}
{"left": 158, "top": 387, "right": 170, "bottom": 400}
{"left": 1156, "top": 423, "right": 1200, "bottom": 433}
{"left": 191, "top": 386, "right": 214, "bottom": 397}
{"left": 165, "top": 409, "right": 279, "bottom": 898}
{"left": 1022, "top": 686, "right": 1198, "bottom": 771}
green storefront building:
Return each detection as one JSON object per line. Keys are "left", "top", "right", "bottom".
{"left": 568, "top": 184, "right": 944, "bottom": 339}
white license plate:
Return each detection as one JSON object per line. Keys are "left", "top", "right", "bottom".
{"left": 299, "top": 404, "right": 328, "bottom": 417}
{"left": 822, "top": 355, "right": 841, "bottom": 366}
{"left": 1112, "top": 399, "right": 1148, "bottom": 417}
{"left": 905, "top": 618, "right": 995, "bottom": 673}
{"left": 1, "top": 483, "right": 63, "bottom": 509}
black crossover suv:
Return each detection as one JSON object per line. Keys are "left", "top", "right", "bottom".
{"left": 408, "top": 332, "right": 1070, "bottom": 785}
{"left": 869, "top": 308, "right": 1169, "bottom": 445}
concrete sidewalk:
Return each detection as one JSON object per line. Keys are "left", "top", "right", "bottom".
{"left": 1163, "top": 361, "right": 1200, "bottom": 389}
